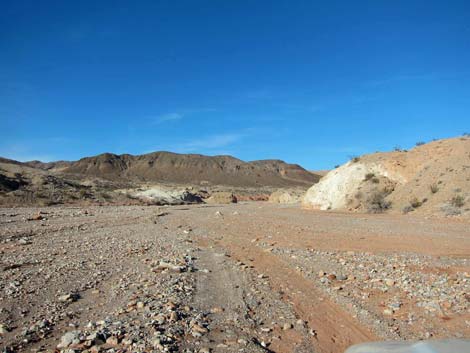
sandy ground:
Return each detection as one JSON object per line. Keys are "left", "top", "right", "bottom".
{"left": 1, "top": 202, "right": 469, "bottom": 353}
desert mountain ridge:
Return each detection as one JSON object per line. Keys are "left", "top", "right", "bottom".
{"left": 0, "top": 151, "right": 320, "bottom": 206}
{"left": 19, "top": 151, "right": 320, "bottom": 187}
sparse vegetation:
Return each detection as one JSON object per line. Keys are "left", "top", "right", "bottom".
{"left": 415, "top": 141, "right": 425, "bottom": 146}
{"left": 430, "top": 184, "right": 439, "bottom": 194}
{"left": 402, "top": 205, "right": 414, "bottom": 214}
{"left": 371, "top": 177, "right": 380, "bottom": 183}
{"left": 350, "top": 156, "right": 360, "bottom": 163}
{"left": 367, "top": 190, "right": 391, "bottom": 213}
{"left": 409, "top": 197, "right": 423, "bottom": 208}
{"left": 100, "top": 192, "right": 112, "bottom": 201}
{"left": 450, "top": 195, "right": 465, "bottom": 208}
{"left": 441, "top": 204, "right": 462, "bottom": 216}
{"left": 364, "top": 173, "right": 375, "bottom": 181}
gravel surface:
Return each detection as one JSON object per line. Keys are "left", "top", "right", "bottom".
{"left": 1, "top": 203, "right": 469, "bottom": 353}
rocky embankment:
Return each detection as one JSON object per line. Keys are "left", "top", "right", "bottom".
{"left": 303, "top": 136, "right": 470, "bottom": 218}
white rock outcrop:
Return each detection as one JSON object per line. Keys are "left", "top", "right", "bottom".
{"left": 302, "top": 161, "right": 404, "bottom": 210}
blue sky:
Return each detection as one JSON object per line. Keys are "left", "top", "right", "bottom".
{"left": 1, "top": 1, "right": 469, "bottom": 169}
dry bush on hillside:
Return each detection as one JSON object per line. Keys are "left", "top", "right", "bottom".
{"left": 402, "top": 205, "right": 414, "bottom": 214}
{"left": 410, "top": 197, "right": 423, "bottom": 208}
{"left": 350, "top": 156, "right": 360, "bottom": 163}
{"left": 450, "top": 195, "right": 465, "bottom": 208}
{"left": 441, "top": 204, "right": 462, "bottom": 216}
{"left": 366, "top": 190, "right": 391, "bottom": 213}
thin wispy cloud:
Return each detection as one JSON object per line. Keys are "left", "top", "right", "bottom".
{"left": 153, "top": 112, "right": 183, "bottom": 124}
{"left": 149, "top": 108, "right": 217, "bottom": 125}
{"left": 142, "top": 132, "right": 249, "bottom": 155}
{"left": 142, "top": 126, "right": 273, "bottom": 156}
{"left": 179, "top": 132, "right": 246, "bottom": 152}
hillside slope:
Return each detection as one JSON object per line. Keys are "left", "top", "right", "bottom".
{"left": 57, "top": 152, "right": 320, "bottom": 187}
{"left": 303, "top": 136, "right": 470, "bottom": 218}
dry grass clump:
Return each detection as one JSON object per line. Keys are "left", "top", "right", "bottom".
{"left": 403, "top": 197, "right": 428, "bottom": 214}
{"left": 350, "top": 156, "right": 360, "bottom": 163}
{"left": 409, "top": 197, "right": 423, "bottom": 208}
{"left": 366, "top": 190, "right": 391, "bottom": 213}
{"left": 440, "top": 195, "right": 465, "bottom": 216}
{"left": 441, "top": 204, "right": 462, "bottom": 216}
{"left": 429, "top": 184, "right": 439, "bottom": 194}
{"left": 402, "top": 205, "right": 414, "bottom": 214}
{"left": 450, "top": 195, "right": 465, "bottom": 208}
{"left": 364, "top": 173, "right": 380, "bottom": 184}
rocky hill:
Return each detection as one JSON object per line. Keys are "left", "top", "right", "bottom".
{"left": 303, "top": 136, "right": 470, "bottom": 218}
{"left": 0, "top": 152, "right": 319, "bottom": 206}
{"left": 53, "top": 152, "right": 320, "bottom": 187}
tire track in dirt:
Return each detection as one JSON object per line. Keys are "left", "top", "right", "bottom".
{"left": 192, "top": 244, "right": 316, "bottom": 352}
{"left": 214, "top": 238, "right": 377, "bottom": 353}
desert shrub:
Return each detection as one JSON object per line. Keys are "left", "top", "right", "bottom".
{"left": 402, "top": 205, "right": 414, "bottom": 214}
{"left": 367, "top": 191, "right": 391, "bottom": 213}
{"left": 450, "top": 195, "right": 465, "bottom": 208}
{"left": 350, "top": 156, "right": 360, "bottom": 163}
{"left": 441, "top": 204, "right": 462, "bottom": 216}
{"left": 100, "top": 192, "right": 112, "bottom": 201}
{"left": 430, "top": 184, "right": 439, "bottom": 194}
{"left": 394, "top": 146, "right": 402, "bottom": 152}
{"left": 79, "top": 188, "right": 93, "bottom": 199}
{"left": 364, "top": 173, "right": 375, "bottom": 181}
{"left": 415, "top": 141, "right": 425, "bottom": 146}
{"left": 371, "top": 177, "right": 380, "bottom": 184}
{"left": 334, "top": 165, "right": 340, "bottom": 168}
{"left": 409, "top": 197, "right": 423, "bottom": 208}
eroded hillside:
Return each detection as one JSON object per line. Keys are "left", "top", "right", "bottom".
{"left": 303, "top": 136, "right": 470, "bottom": 218}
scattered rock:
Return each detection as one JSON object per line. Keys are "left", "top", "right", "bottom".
{"left": 57, "top": 331, "right": 81, "bottom": 349}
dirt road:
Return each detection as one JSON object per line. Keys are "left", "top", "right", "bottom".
{"left": 1, "top": 203, "right": 469, "bottom": 353}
